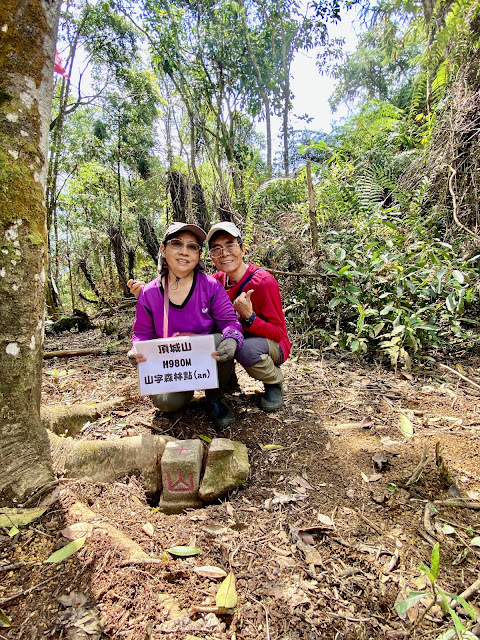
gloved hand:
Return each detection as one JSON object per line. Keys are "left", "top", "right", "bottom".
{"left": 213, "top": 338, "right": 237, "bottom": 362}
{"left": 127, "top": 349, "right": 138, "bottom": 367}
{"left": 127, "top": 349, "right": 146, "bottom": 367}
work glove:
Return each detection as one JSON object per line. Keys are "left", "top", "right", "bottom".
{"left": 215, "top": 338, "right": 237, "bottom": 362}
{"left": 127, "top": 349, "right": 138, "bottom": 367}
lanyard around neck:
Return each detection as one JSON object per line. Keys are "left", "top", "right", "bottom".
{"left": 163, "top": 277, "right": 169, "bottom": 339}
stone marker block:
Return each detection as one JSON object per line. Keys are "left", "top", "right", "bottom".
{"left": 159, "top": 439, "right": 204, "bottom": 513}
{"left": 199, "top": 438, "right": 249, "bottom": 502}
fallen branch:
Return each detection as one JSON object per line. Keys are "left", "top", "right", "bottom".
{"left": 405, "top": 443, "right": 430, "bottom": 486}
{"left": 267, "top": 268, "right": 323, "bottom": 277}
{"left": 445, "top": 575, "right": 480, "bottom": 614}
{"left": 416, "top": 528, "right": 437, "bottom": 546}
{"left": 0, "top": 561, "right": 37, "bottom": 573}
{"left": 92, "top": 298, "right": 136, "bottom": 319}
{"left": 423, "top": 503, "right": 438, "bottom": 540}
{"left": 433, "top": 499, "right": 480, "bottom": 510}
{"left": 458, "top": 575, "right": 480, "bottom": 604}
{"left": 437, "top": 362, "right": 480, "bottom": 391}
{"left": 0, "top": 576, "right": 55, "bottom": 606}
{"left": 248, "top": 595, "right": 271, "bottom": 640}
{"left": 330, "top": 612, "right": 372, "bottom": 623}
{"left": 355, "top": 509, "right": 383, "bottom": 535}
{"left": 382, "top": 541, "right": 401, "bottom": 574}
{"left": 43, "top": 348, "right": 102, "bottom": 359}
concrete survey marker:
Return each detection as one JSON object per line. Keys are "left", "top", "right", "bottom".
{"left": 49, "top": 432, "right": 249, "bottom": 514}
{"left": 159, "top": 437, "right": 249, "bottom": 514}
{"left": 159, "top": 439, "right": 204, "bottom": 514}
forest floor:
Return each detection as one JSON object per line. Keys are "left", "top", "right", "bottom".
{"left": 2, "top": 309, "right": 480, "bottom": 640}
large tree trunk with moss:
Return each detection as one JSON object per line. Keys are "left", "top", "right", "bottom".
{"left": 0, "top": 0, "right": 60, "bottom": 503}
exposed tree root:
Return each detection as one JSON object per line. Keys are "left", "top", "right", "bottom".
{"left": 41, "top": 398, "right": 127, "bottom": 436}
{"left": 66, "top": 500, "right": 153, "bottom": 562}
{"left": 43, "top": 348, "right": 102, "bottom": 359}
{"left": 48, "top": 432, "right": 169, "bottom": 495}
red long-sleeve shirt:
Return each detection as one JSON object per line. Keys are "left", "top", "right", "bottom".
{"left": 212, "top": 263, "right": 291, "bottom": 361}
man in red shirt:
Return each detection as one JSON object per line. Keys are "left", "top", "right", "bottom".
{"left": 206, "top": 222, "right": 291, "bottom": 412}
{"left": 129, "top": 222, "right": 290, "bottom": 412}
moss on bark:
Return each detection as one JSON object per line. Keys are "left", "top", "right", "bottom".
{"left": 0, "top": 0, "right": 61, "bottom": 504}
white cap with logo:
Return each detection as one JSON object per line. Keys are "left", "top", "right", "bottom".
{"left": 206, "top": 221, "right": 242, "bottom": 246}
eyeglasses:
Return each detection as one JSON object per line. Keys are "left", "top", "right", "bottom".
{"left": 166, "top": 239, "right": 201, "bottom": 253}
{"left": 209, "top": 242, "right": 240, "bottom": 258}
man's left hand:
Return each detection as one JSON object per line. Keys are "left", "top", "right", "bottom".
{"left": 233, "top": 289, "right": 254, "bottom": 318}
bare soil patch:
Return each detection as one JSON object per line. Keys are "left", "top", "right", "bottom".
{"left": 2, "top": 312, "right": 480, "bottom": 639}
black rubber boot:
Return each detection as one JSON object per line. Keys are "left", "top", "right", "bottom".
{"left": 206, "top": 398, "right": 235, "bottom": 430}
{"left": 260, "top": 383, "right": 283, "bottom": 412}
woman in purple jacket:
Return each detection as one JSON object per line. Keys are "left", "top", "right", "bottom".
{"left": 127, "top": 222, "right": 243, "bottom": 429}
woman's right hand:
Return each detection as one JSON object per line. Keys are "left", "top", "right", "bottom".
{"left": 127, "top": 279, "right": 146, "bottom": 299}
{"left": 127, "top": 349, "right": 146, "bottom": 366}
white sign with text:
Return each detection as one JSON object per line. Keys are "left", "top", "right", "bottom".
{"left": 135, "top": 335, "right": 218, "bottom": 395}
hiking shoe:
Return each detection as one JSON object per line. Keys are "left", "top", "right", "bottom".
{"left": 260, "top": 384, "right": 283, "bottom": 412}
{"left": 206, "top": 398, "right": 235, "bottom": 430}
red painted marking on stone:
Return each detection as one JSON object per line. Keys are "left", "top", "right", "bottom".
{"left": 178, "top": 445, "right": 189, "bottom": 455}
{"left": 167, "top": 469, "right": 194, "bottom": 492}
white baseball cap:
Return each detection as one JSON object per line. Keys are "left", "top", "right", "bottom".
{"left": 206, "top": 221, "right": 242, "bottom": 246}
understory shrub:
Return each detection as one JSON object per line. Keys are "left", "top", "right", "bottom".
{"left": 284, "top": 213, "right": 480, "bottom": 368}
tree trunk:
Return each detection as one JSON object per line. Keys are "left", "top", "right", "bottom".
{"left": 78, "top": 258, "right": 102, "bottom": 299}
{"left": 306, "top": 161, "right": 319, "bottom": 256}
{"left": 281, "top": 33, "right": 291, "bottom": 178}
{"left": 108, "top": 225, "right": 129, "bottom": 296}
{"left": 192, "top": 183, "right": 209, "bottom": 231}
{"left": 238, "top": 0, "right": 272, "bottom": 172}
{"left": 138, "top": 215, "right": 160, "bottom": 264}
{"left": 0, "top": 0, "right": 61, "bottom": 503}
{"left": 167, "top": 170, "right": 188, "bottom": 221}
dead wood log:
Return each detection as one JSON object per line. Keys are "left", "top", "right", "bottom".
{"left": 138, "top": 215, "right": 160, "bottom": 264}
{"left": 423, "top": 502, "right": 438, "bottom": 539}
{"left": 45, "top": 309, "right": 94, "bottom": 335}
{"left": 48, "top": 432, "right": 169, "bottom": 496}
{"left": 43, "top": 347, "right": 102, "bottom": 359}
{"left": 41, "top": 398, "right": 127, "bottom": 436}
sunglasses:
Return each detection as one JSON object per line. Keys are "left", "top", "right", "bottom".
{"left": 166, "top": 238, "right": 201, "bottom": 253}
{"left": 209, "top": 242, "right": 240, "bottom": 258}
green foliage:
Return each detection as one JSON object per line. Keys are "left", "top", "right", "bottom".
{"left": 285, "top": 205, "right": 480, "bottom": 366}
{"left": 395, "top": 543, "right": 477, "bottom": 639}
{"left": 249, "top": 176, "right": 306, "bottom": 218}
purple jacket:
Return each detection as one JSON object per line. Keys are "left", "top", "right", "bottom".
{"left": 132, "top": 272, "right": 243, "bottom": 348}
